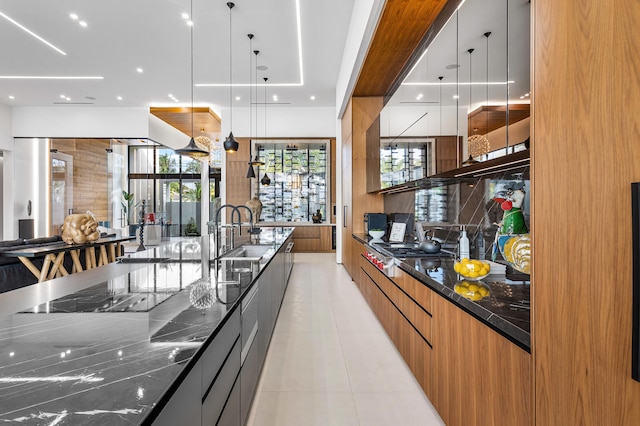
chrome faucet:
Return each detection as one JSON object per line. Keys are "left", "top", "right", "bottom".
{"left": 212, "top": 204, "right": 255, "bottom": 259}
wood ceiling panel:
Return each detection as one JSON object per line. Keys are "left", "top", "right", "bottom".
{"left": 354, "top": 0, "right": 454, "bottom": 98}
{"left": 467, "top": 104, "right": 530, "bottom": 136}
{"left": 150, "top": 107, "right": 222, "bottom": 139}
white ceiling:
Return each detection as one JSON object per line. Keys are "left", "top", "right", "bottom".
{"left": 0, "top": 0, "right": 355, "bottom": 111}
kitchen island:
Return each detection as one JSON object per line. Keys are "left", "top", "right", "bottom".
{"left": 0, "top": 228, "right": 294, "bottom": 425}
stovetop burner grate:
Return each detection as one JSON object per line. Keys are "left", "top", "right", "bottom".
{"left": 369, "top": 242, "right": 455, "bottom": 259}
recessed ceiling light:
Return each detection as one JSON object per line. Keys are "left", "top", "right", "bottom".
{"left": 8, "top": 95, "right": 14, "bottom": 99}
{"left": 453, "top": 95, "right": 459, "bottom": 99}
{"left": 520, "top": 96, "right": 524, "bottom": 99}
{"left": 79, "top": 21, "right": 87, "bottom": 27}
{"left": 69, "top": 13, "right": 78, "bottom": 20}
{"left": 446, "top": 64, "right": 460, "bottom": 69}
{"left": 136, "top": 68, "right": 143, "bottom": 73}
{"left": 181, "top": 13, "right": 189, "bottom": 19}
{"left": 310, "top": 95, "right": 315, "bottom": 100}
{"left": 525, "top": 93, "right": 530, "bottom": 97}
{"left": 60, "top": 94, "right": 66, "bottom": 99}
{"left": 272, "top": 95, "right": 278, "bottom": 101}
{"left": 186, "top": 20, "right": 193, "bottom": 26}
{"left": 0, "top": 11, "right": 67, "bottom": 55}
{"left": 235, "top": 96, "right": 240, "bottom": 101}
{"left": 85, "top": 96, "right": 96, "bottom": 100}
{"left": 257, "top": 65, "right": 268, "bottom": 71}
{"left": 117, "top": 96, "right": 123, "bottom": 101}
{"left": 65, "top": 97, "right": 71, "bottom": 101}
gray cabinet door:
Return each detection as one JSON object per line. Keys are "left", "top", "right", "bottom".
{"left": 216, "top": 374, "right": 240, "bottom": 426}
{"left": 202, "top": 338, "right": 241, "bottom": 425}
{"left": 240, "top": 335, "right": 259, "bottom": 425}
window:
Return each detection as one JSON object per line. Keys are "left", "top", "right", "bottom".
{"left": 128, "top": 146, "right": 220, "bottom": 236}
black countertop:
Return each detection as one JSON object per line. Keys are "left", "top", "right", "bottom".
{"left": 353, "top": 234, "right": 530, "bottom": 351}
{"left": 0, "top": 229, "right": 293, "bottom": 425}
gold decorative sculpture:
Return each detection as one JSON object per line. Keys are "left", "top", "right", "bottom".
{"left": 61, "top": 213, "right": 100, "bottom": 244}
{"left": 245, "top": 196, "right": 263, "bottom": 224}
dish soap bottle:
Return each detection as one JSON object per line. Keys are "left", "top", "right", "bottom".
{"left": 459, "top": 226, "right": 470, "bottom": 260}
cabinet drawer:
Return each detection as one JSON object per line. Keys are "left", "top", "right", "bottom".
{"left": 202, "top": 337, "right": 241, "bottom": 425}
{"left": 201, "top": 308, "right": 241, "bottom": 398}
{"left": 241, "top": 284, "right": 259, "bottom": 364}
{"left": 394, "top": 268, "right": 432, "bottom": 314}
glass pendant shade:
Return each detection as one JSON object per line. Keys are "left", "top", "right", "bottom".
{"left": 223, "top": 131, "right": 239, "bottom": 152}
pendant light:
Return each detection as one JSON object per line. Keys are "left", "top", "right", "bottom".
{"left": 246, "top": 34, "right": 256, "bottom": 178}
{"left": 250, "top": 49, "right": 264, "bottom": 166}
{"left": 176, "top": 0, "right": 209, "bottom": 159}
{"left": 246, "top": 36, "right": 264, "bottom": 179}
{"left": 223, "top": 2, "right": 239, "bottom": 153}
{"left": 260, "top": 77, "right": 271, "bottom": 186}
{"left": 463, "top": 48, "right": 479, "bottom": 166}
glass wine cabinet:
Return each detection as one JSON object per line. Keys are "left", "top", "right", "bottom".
{"left": 256, "top": 141, "right": 328, "bottom": 223}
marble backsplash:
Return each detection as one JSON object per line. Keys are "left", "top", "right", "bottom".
{"left": 383, "top": 168, "right": 530, "bottom": 259}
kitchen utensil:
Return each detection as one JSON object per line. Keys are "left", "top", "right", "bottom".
{"left": 420, "top": 230, "right": 441, "bottom": 254}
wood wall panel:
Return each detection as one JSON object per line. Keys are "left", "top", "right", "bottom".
{"left": 351, "top": 98, "right": 384, "bottom": 235}
{"left": 50, "top": 139, "right": 110, "bottom": 231}
{"left": 224, "top": 138, "right": 251, "bottom": 222}
{"left": 291, "top": 226, "right": 334, "bottom": 253}
{"left": 532, "top": 0, "right": 640, "bottom": 423}
{"left": 354, "top": 0, "right": 452, "bottom": 97}
{"left": 341, "top": 101, "right": 354, "bottom": 277}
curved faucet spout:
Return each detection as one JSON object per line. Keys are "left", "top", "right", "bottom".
{"left": 234, "top": 205, "right": 253, "bottom": 236}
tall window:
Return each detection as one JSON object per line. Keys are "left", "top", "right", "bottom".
{"left": 128, "top": 146, "right": 220, "bottom": 236}
{"left": 256, "top": 141, "right": 329, "bottom": 222}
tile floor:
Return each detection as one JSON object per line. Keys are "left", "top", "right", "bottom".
{"left": 246, "top": 253, "right": 444, "bottom": 426}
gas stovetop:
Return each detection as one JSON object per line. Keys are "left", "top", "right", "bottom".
{"left": 369, "top": 242, "right": 455, "bottom": 259}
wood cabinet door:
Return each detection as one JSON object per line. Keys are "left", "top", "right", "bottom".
{"left": 431, "top": 295, "right": 531, "bottom": 426}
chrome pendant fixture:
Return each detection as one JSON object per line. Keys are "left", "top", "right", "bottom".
{"left": 223, "top": 2, "right": 239, "bottom": 153}
{"left": 176, "top": 0, "right": 209, "bottom": 159}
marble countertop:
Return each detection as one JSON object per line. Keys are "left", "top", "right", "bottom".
{"left": 256, "top": 222, "right": 335, "bottom": 227}
{"left": 0, "top": 228, "right": 293, "bottom": 425}
{"left": 353, "top": 233, "right": 530, "bottom": 351}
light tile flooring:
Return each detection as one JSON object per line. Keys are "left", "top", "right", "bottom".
{"left": 246, "top": 253, "right": 444, "bottom": 426}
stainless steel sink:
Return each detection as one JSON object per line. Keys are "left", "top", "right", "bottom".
{"left": 220, "top": 244, "right": 274, "bottom": 261}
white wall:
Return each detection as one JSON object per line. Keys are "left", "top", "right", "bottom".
{"left": 11, "top": 138, "right": 47, "bottom": 238}
{"left": 218, "top": 106, "right": 336, "bottom": 138}
{"left": 11, "top": 107, "right": 150, "bottom": 138}
{"left": 333, "top": 0, "right": 387, "bottom": 263}
{"left": 0, "top": 104, "right": 13, "bottom": 241}
{"left": 0, "top": 104, "right": 12, "bottom": 151}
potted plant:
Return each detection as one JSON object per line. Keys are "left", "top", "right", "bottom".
{"left": 184, "top": 217, "right": 200, "bottom": 236}
{"left": 121, "top": 191, "right": 137, "bottom": 235}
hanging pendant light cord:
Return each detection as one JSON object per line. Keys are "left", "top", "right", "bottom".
{"left": 228, "top": 2, "right": 233, "bottom": 131}
{"left": 190, "top": 0, "right": 194, "bottom": 138}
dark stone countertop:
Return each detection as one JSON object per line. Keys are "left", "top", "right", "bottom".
{"left": 353, "top": 233, "right": 530, "bottom": 351}
{"left": 0, "top": 228, "right": 294, "bottom": 425}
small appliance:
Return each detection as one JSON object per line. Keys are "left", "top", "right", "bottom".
{"left": 364, "top": 213, "right": 388, "bottom": 234}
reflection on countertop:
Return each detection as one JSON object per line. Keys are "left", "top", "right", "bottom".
{"left": 0, "top": 228, "right": 293, "bottom": 425}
